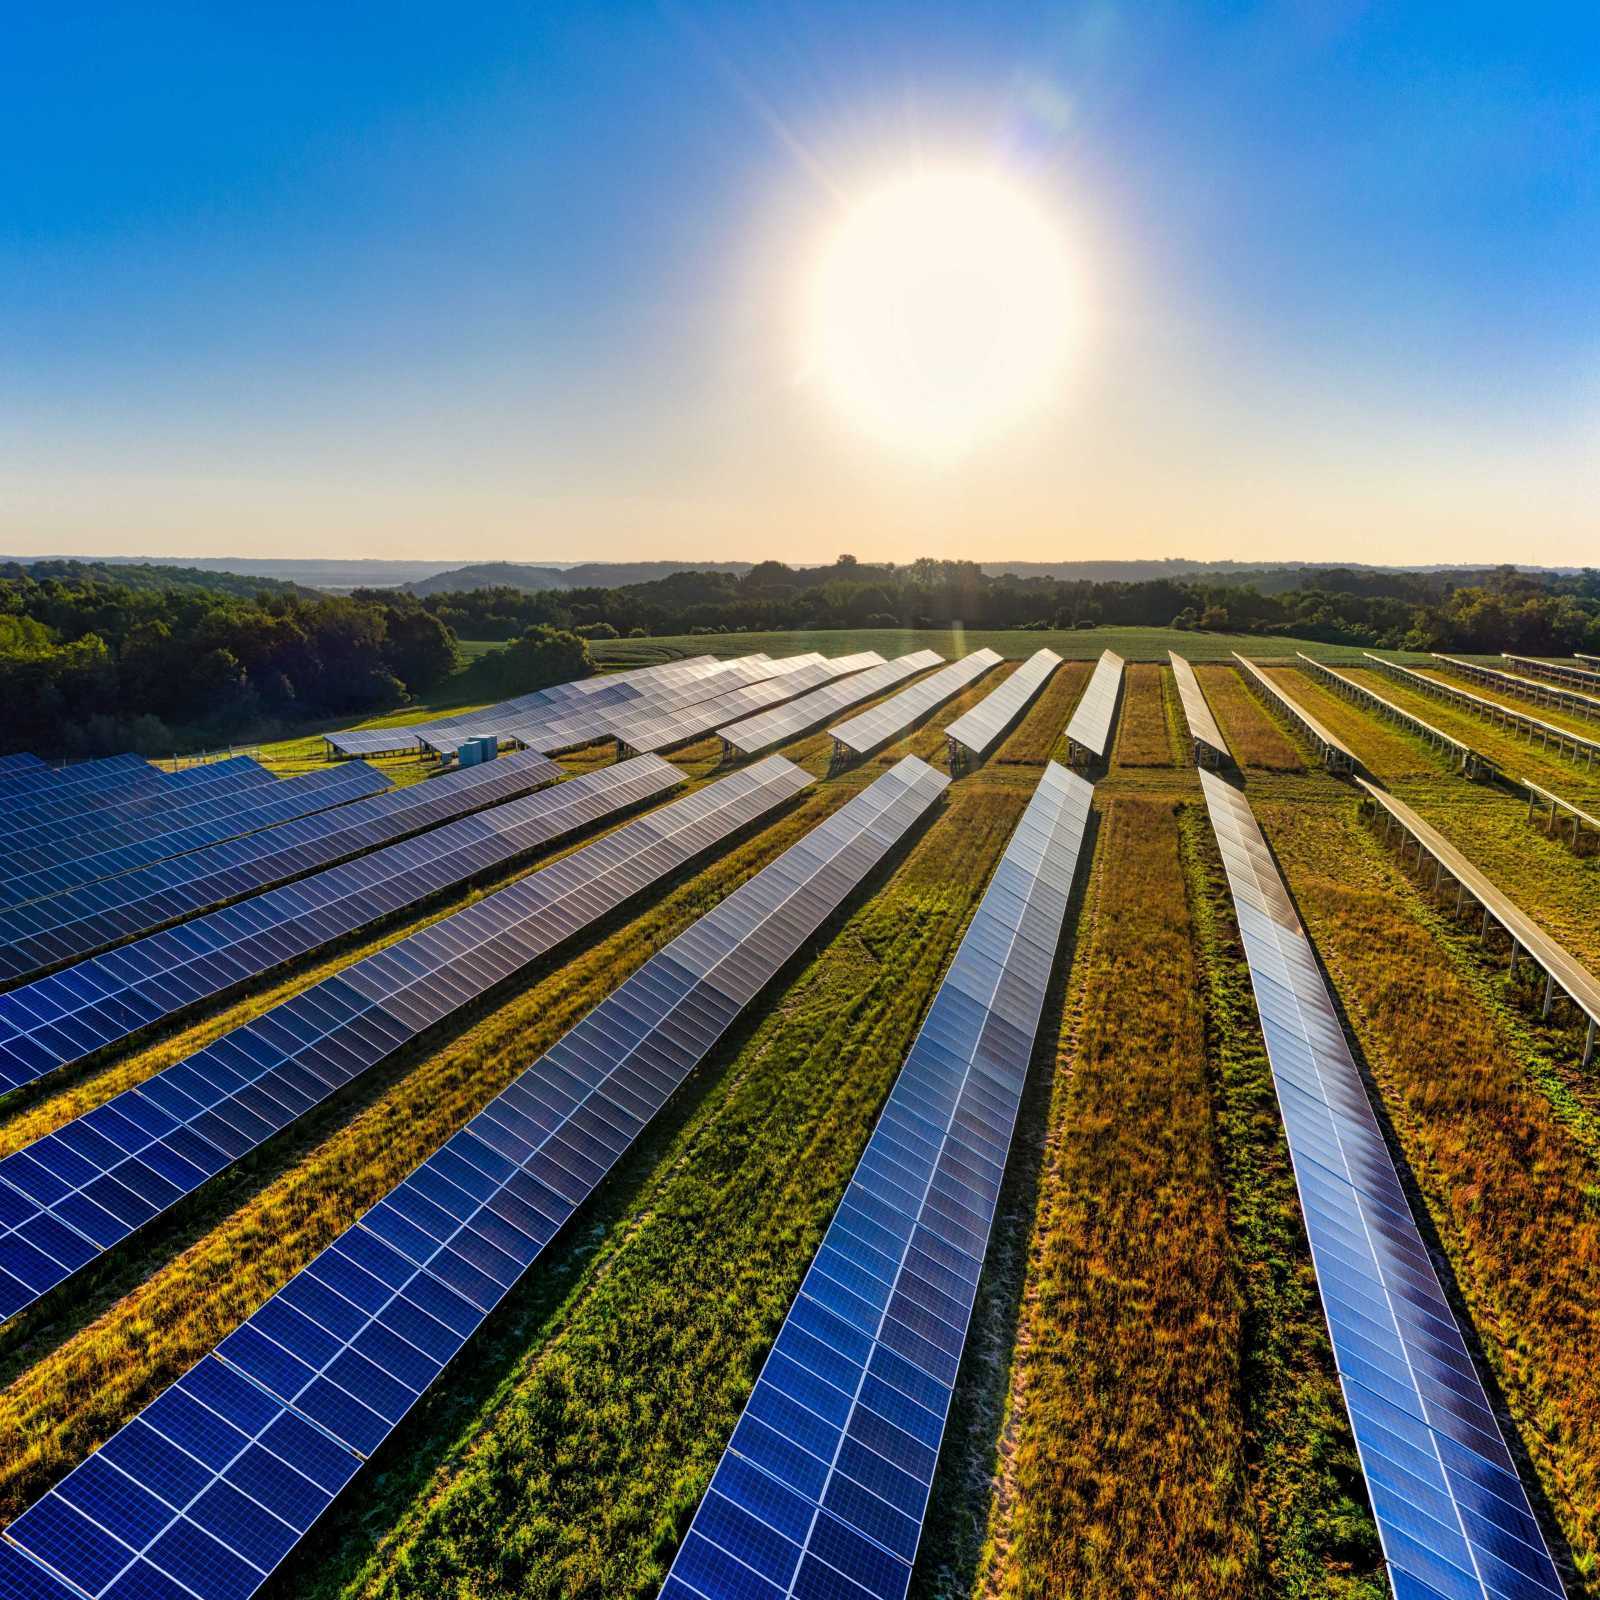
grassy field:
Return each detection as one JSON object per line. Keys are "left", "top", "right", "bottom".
{"left": 6, "top": 656, "right": 1600, "bottom": 1597}
{"left": 594, "top": 626, "right": 1392, "bottom": 669}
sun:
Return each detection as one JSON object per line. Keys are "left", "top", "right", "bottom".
{"left": 806, "top": 167, "right": 1081, "bottom": 456}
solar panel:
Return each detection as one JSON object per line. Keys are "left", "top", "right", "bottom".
{"left": 0, "top": 754, "right": 642, "bottom": 1087}
{"left": 0, "top": 758, "right": 277, "bottom": 868}
{"left": 1233, "top": 654, "right": 1358, "bottom": 773}
{"left": 0, "top": 764, "right": 393, "bottom": 910}
{"left": 0, "top": 752, "right": 48, "bottom": 778}
{"left": 1197, "top": 770, "right": 1566, "bottom": 1600}
{"left": 1432, "top": 654, "right": 1600, "bottom": 724}
{"left": 1168, "top": 652, "right": 1231, "bottom": 768}
{"left": 0, "top": 758, "right": 170, "bottom": 833}
{"left": 829, "top": 651, "right": 1002, "bottom": 759}
{"left": 943, "top": 649, "right": 1062, "bottom": 764}
{"left": 1061, "top": 649, "right": 1125, "bottom": 764}
{"left": 0, "top": 754, "right": 561, "bottom": 989}
{"left": 1503, "top": 654, "right": 1600, "bottom": 692}
{"left": 0, "top": 755, "right": 148, "bottom": 806}
{"left": 1364, "top": 654, "right": 1600, "bottom": 771}
{"left": 324, "top": 655, "right": 725, "bottom": 759}
{"left": 1296, "top": 656, "right": 1492, "bottom": 779}
{"left": 718, "top": 654, "right": 932, "bottom": 759}
{"left": 660, "top": 761, "right": 1094, "bottom": 1600}
{"left": 608, "top": 658, "right": 868, "bottom": 757}
{"left": 0, "top": 756, "right": 814, "bottom": 1325}
{"left": 0, "top": 757, "right": 946, "bottom": 1600}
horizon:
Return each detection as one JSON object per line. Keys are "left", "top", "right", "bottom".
{"left": 5, "top": 3, "right": 1598, "bottom": 567}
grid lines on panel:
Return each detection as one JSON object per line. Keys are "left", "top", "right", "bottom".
{"left": 0, "top": 757, "right": 811, "bottom": 1323}
{"left": 2, "top": 757, "right": 945, "bottom": 1600}
{"left": 1168, "top": 651, "right": 1231, "bottom": 766}
{"left": 661, "top": 761, "right": 1094, "bottom": 1600}
{"left": 1197, "top": 769, "right": 1566, "bottom": 1600}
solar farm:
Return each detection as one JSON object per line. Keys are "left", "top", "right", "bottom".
{"left": 1, "top": 641, "right": 1598, "bottom": 1600}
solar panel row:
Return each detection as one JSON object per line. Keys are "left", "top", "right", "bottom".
{"left": 610, "top": 657, "right": 873, "bottom": 757}
{"left": 0, "top": 756, "right": 946, "bottom": 1600}
{"left": 942, "top": 648, "right": 1062, "bottom": 764}
{"left": 661, "top": 761, "right": 1094, "bottom": 1600}
{"left": 719, "top": 653, "right": 940, "bottom": 759}
{"left": 1295, "top": 656, "right": 1492, "bottom": 779}
{"left": 0, "top": 764, "right": 394, "bottom": 911}
{"left": 1168, "top": 652, "right": 1231, "bottom": 768}
{"left": 1432, "top": 654, "right": 1600, "bottom": 724}
{"left": 1363, "top": 654, "right": 1600, "bottom": 771}
{"left": 829, "top": 651, "right": 1003, "bottom": 758}
{"left": 1197, "top": 770, "right": 1565, "bottom": 1600}
{"left": 0, "top": 756, "right": 811, "bottom": 1327}
{"left": 0, "top": 758, "right": 276, "bottom": 862}
{"left": 1061, "top": 649, "right": 1125, "bottom": 764}
{"left": 1233, "top": 654, "right": 1358, "bottom": 772}
{"left": 0, "top": 754, "right": 560, "bottom": 988}
{"left": 0, "top": 757, "right": 170, "bottom": 833}
{"left": 1502, "top": 654, "right": 1600, "bottom": 692}
{"left": 0, "top": 754, "right": 646, "bottom": 1088}
{"left": 0, "top": 753, "right": 47, "bottom": 778}
{"left": 324, "top": 655, "right": 724, "bottom": 758}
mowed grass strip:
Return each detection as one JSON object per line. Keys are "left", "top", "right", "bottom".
{"left": 1181, "top": 808, "right": 1385, "bottom": 1600}
{"left": 305, "top": 781, "right": 1028, "bottom": 1600}
{"left": 1110, "top": 664, "right": 1177, "bottom": 769}
{"left": 1198, "top": 664, "right": 1303, "bottom": 771}
{"left": 0, "top": 786, "right": 854, "bottom": 1519}
{"left": 991, "top": 660, "right": 1088, "bottom": 767}
{"left": 1259, "top": 666, "right": 1433, "bottom": 778}
{"left": 976, "top": 797, "right": 1258, "bottom": 1600}
{"left": 1260, "top": 799, "right": 1600, "bottom": 1589}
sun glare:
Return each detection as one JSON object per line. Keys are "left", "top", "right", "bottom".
{"left": 806, "top": 168, "right": 1081, "bottom": 457}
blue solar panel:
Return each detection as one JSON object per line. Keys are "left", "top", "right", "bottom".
{"left": 660, "top": 762, "right": 1095, "bottom": 1600}
{"left": 0, "top": 757, "right": 816, "bottom": 1323}
{"left": 0, "top": 755, "right": 643, "bottom": 1088}
{"left": 0, "top": 763, "right": 391, "bottom": 910}
{"left": 0, "top": 758, "right": 277, "bottom": 876}
{"left": 2, "top": 756, "right": 946, "bottom": 1600}
{"left": 0, "top": 754, "right": 560, "bottom": 987}
{"left": 0, "top": 756, "right": 167, "bottom": 830}
{"left": 1198, "top": 771, "right": 1566, "bottom": 1600}
{"left": 0, "top": 752, "right": 48, "bottom": 778}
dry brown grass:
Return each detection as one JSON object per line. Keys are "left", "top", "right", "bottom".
{"left": 1198, "top": 665, "right": 1304, "bottom": 771}
{"left": 979, "top": 797, "right": 1258, "bottom": 1600}
{"left": 1110, "top": 663, "right": 1176, "bottom": 768}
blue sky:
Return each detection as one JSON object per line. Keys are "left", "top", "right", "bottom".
{"left": 3, "top": 1, "right": 1596, "bottom": 564}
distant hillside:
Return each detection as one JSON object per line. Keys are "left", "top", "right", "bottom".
{"left": 406, "top": 560, "right": 753, "bottom": 597}
{"left": 0, "top": 555, "right": 464, "bottom": 590}
{"left": 980, "top": 559, "right": 1585, "bottom": 586}
{"left": 0, "top": 558, "right": 315, "bottom": 598}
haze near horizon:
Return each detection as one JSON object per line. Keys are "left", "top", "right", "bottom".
{"left": 4, "top": 2, "right": 1597, "bottom": 567}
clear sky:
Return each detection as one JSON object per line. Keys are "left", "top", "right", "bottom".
{"left": 4, "top": 2, "right": 1597, "bottom": 566}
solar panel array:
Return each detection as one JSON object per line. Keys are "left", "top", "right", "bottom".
{"left": 1233, "top": 654, "right": 1358, "bottom": 773}
{"left": 0, "top": 758, "right": 170, "bottom": 832}
{"left": 1197, "top": 770, "right": 1566, "bottom": 1600}
{"left": 1432, "top": 654, "right": 1600, "bottom": 724}
{"left": 0, "top": 753, "right": 47, "bottom": 779}
{"left": 1168, "top": 652, "right": 1231, "bottom": 768}
{"left": 943, "top": 649, "right": 1062, "bottom": 762}
{"left": 1503, "top": 653, "right": 1600, "bottom": 692}
{"left": 1061, "top": 649, "right": 1125, "bottom": 763}
{"left": 829, "top": 651, "right": 1002, "bottom": 758}
{"left": 324, "top": 655, "right": 724, "bottom": 758}
{"left": 1362, "top": 654, "right": 1600, "bottom": 771}
{"left": 0, "top": 758, "right": 276, "bottom": 863}
{"left": 719, "top": 653, "right": 938, "bottom": 759}
{"left": 662, "top": 761, "right": 1094, "bottom": 1600}
{"left": 0, "top": 754, "right": 650, "bottom": 1090}
{"left": 0, "top": 764, "right": 393, "bottom": 911}
{"left": 0, "top": 756, "right": 812, "bottom": 1325}
{"left": 1295, "top": 655, "right": 1492, "bottom": 779}
{"left": 0, "top": 753, "right": 560, "bottom": 986}
{"left": 0, "top": 757, "right": 945, "bottom": 1600}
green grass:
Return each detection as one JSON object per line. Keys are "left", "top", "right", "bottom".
{"left": 593, "top": 625, "right": 1396, "bottom": 668}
